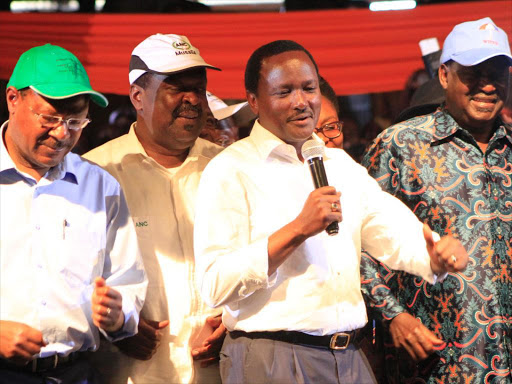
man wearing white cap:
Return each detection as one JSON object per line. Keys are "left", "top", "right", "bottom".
{"left": 361, "top": 17, "right": 512, "bottom": 382}
{"left": 200, "top": 92, "right": 248, "bottom": 147}
{"left": 85, "top": 34, "right": 224, "bottom": 383}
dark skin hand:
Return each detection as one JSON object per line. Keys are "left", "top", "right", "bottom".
{"left": 115, "top": 317, "right": 170, "bottom": 360}
{"left": 0, "top": 320, "right": 46, "bottom": 365}
{"left": 389, "top": 312, "right": 443, "bottom": 361}
{"left": 191, "top": 315, "right": 226, "bottom": 368}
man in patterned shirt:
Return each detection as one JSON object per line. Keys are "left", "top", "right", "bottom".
{"left": 361, "top": 17, "right": 512, "bottom": 383}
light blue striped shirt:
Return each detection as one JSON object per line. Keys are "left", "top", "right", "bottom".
{"left": 0, "top": 121, "right": 147, "bottom": 357}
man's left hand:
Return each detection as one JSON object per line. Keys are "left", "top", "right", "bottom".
{"left": 92, "top": 277, "right": 124, "bottom": 333}
{"left": 191, "top": 315, "right": 226, "bottom": 368}
{"left": 423, "top": 224, "right": 468, "bottom": 275}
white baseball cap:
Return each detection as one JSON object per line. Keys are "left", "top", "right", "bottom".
{"left": 440, "top": 17, "right": 512, "bottom": 66}
{"left": 129, "top": 33, "right": 220, "bottom": 84}
{"left": 206, "top": 91, "right": 248, "bottom": 121}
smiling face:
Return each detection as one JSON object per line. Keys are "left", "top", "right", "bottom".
{"left": 247, "top": 50, "right": 321, "bottom": 153}
{"left": 5, "top": 88, "right": 87, "bottom": 180}
{"left": 439, "top": 56, "right": 510, "bottom": 132}
{"left": 131, "top": 68, "right": 208, "bottom": 154}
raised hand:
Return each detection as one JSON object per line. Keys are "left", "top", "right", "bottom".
{"left": 423, "top": 223, "right": 468, "bottom": 275}
{"left": 91, "top": 277, "right": 124, "bottom": 333}
{"left": 294, "top": 186, "right": 342, "bottom": 238}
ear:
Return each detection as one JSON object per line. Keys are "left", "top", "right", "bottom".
{"left": 129, "top": 84, "right": 144, "bottom": 112}
{"left": 6, "top": 87, "right": 20, "bottom": 114}
{"left": 438, "top": 64, "right": 449, "bottom": 90}
{"left": 246, "top": 91, "right": 259, "bottom": 116}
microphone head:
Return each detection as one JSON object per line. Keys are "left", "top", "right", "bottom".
{"left": 301, "top": 139, "right": 325, "bottom": 161}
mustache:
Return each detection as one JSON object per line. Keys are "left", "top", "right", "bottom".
{"left": 173, "top": 104, "right": 202, "bottom": 119}
{"left": 287, "top": 110, "right": 314, "bottom": 122}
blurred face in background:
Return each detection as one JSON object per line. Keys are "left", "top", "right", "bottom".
{"left": 315, "top": 96, "right": 343, "bottom": 149}
{"left": 199, "top": 109, "right": 237, "bottom": 147}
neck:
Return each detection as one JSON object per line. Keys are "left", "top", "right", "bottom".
{"left": 134, "top": 123, "right": 190, "bottom": 168}
{"left": 446, "top": 108, "right": 497, "bottom": 153}
{"left": 142, "top": 146, "right": 190, "bottom": 168}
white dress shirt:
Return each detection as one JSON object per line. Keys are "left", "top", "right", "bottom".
{"left": 194, "top": 121, "right": 438, "bottom": 335}
{"left": 0, "top": 121, "right": 147, "bottom": 357}
{"left": 84, "top": 124, "right": 223, "bottom": 384}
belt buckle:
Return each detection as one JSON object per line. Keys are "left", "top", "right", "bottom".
{"left": 330, "top": 332, "right": 350, "bottom": 350}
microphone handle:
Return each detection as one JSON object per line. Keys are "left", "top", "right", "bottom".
{"left": 307, "top": 157, "right": 328, "bottom": 189}
{"left": 307, "top": 157, "right": 339, "bottom": 236}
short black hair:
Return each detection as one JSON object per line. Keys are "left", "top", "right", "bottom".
{"left": 244, "top": 40, "right": 319, "bottom": 95}
{"left": 318, "top": 75, "right": 339, "bottom": 116}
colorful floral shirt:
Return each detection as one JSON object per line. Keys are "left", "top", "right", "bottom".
{"left": 361, "top": 107, "right": 512, "bottom": 384}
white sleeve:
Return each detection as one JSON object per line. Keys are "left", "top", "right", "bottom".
{"left": 194, "top": 160, "right": 276, "bottom": 308}
{"left": 356, "top": 164, "right": 439, "bottom": 283}
{"left": 101, "top": 188, "right": 147, "bottom": 341}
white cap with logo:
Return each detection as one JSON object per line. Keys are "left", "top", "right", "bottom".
{"left": 129, "top": 33, "right": 221, "bottom": 84}
{"left": 440, "top": 17, "right": 512, "bottom": 66}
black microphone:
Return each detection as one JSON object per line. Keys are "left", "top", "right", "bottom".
{"left": 301, "top": 140, "right": 339, "bottom": 236}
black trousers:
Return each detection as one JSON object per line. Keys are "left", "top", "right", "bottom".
{"left": 0, "top": 358, "right": 99, "bottom": 384}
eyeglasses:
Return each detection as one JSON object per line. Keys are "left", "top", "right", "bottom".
{"left": 315, "top": 121, "right": 343, "bottom": 139}
{"left": 29, "top": 106, "right": 91, "bottom": 131}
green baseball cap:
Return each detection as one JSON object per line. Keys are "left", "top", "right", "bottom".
{"left": 7, "top": 44, "right": 108, "bottom": 108}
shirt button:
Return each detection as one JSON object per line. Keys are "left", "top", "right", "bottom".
{"left": 35, "top": 225, "right": 40, "bottom": 230}
{"left": 37, "top": 264, "right": 43, "bottom": 269}
{"left": 41, "top": 300, "right": 46, "bottom": 306}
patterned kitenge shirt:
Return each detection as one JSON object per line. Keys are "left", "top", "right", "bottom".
{"left": 361, "top": 107, "right": 512, "bottom": 384}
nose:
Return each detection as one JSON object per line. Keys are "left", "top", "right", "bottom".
{"left": 293, "top": 90, "right": 307, "bottom": 110}
{"left": 48, "top": 121, "right": 71, "bottom": 141}
{"left": 182, "top": 90, "right": 203, "bottom": 105}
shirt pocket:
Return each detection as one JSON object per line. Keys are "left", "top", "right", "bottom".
{"left": 55, "top": 217, "right": 103, "bottom": 289}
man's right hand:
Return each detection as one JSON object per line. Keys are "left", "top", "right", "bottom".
{"left": 114, "top": 317, "right": 169, "bottom": 360}
{"left": 0, "top": 320, "right": 46, "bottom": 365}
{"left": 294, "top": 186, "right": 342, "bottom": 238}
{"left": 268, "top": 186, "right": 342, "bottom": 276}
{"left": 389, "top": 312, "right": 443, "bottom": 361}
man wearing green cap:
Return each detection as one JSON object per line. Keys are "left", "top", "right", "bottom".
{"left": 0, "top": 44, "right": 147, "bottom": 383}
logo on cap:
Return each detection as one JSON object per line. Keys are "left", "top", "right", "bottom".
{"left": 479, "top": 23, "right": 498, "bottom": 31}
{"left": 173, "top": 41, "right": 192, "bottom": 51}
{"left": 56, "top": 58, "right": 84, "bottom": 77}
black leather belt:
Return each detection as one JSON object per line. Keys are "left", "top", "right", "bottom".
{"left": 0, "top": 351, "right": 85, "bottom": 373}
{"left": 230, "top": 330, "right": 357, "bottom": 350}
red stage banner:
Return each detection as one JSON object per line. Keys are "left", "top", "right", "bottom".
{"left": 0, "top": 1, "right": 510, "bottom": 98}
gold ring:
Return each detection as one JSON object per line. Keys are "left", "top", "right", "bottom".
{"left": 450, "top": 255, "right": 457, "bottom": 264}
{"left": 331, "top": 202, "right": 339, "bottom": 212}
